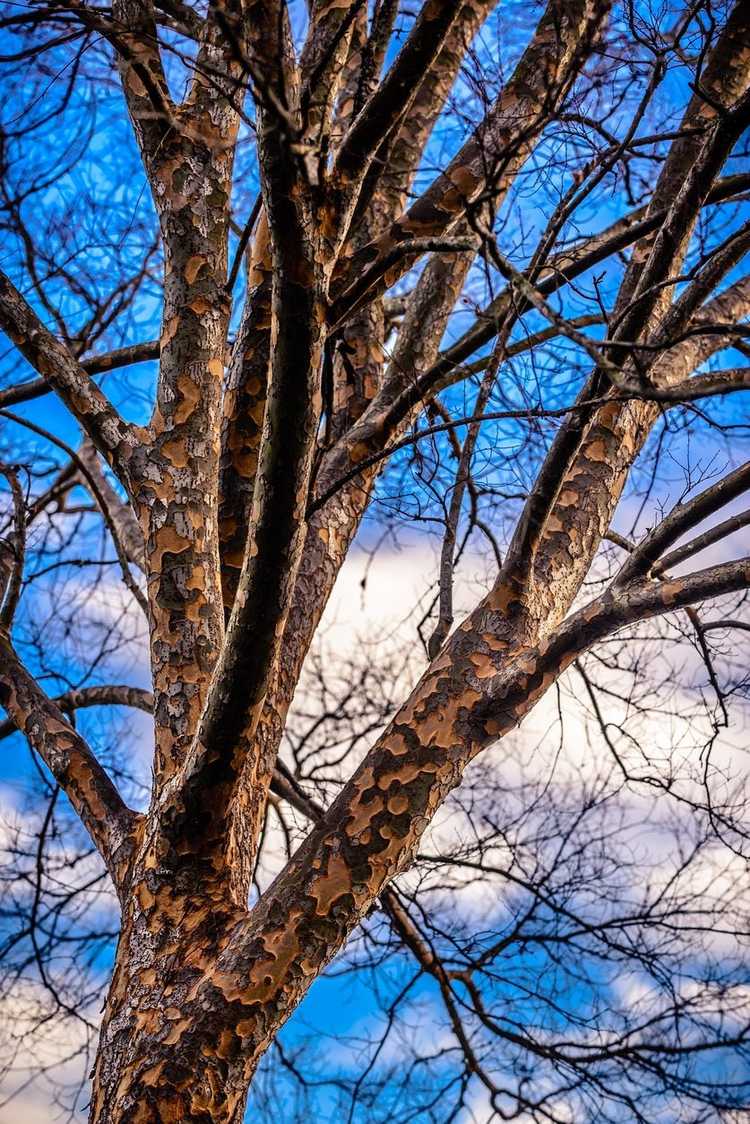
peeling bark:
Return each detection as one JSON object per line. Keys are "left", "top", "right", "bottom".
{"left": 1, "top": 2, "right": 749, "bottom": 1120}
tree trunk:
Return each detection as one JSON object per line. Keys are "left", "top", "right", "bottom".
{"left": 89, "top": 888, "right": 257, "bottom": 1124}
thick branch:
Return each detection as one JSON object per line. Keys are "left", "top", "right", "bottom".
{"left": 495, "top": 4, "right": 750, "bottom": 606}
{"left": 160, "top": 4, "right": 327, "bottom": 884}
{"left": 329, "top": 0, "right": 461, "bottom": 244}
{"left": 655, "top": 509, "right": 750, "bottom": 575}
{"left": 207, "top": 555, "right": 750, "bottom": 1067}
{"left": 112, "top": 0, "right": 176, "bottom": 171}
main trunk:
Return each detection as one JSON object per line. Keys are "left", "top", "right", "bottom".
{"left": 89, "top": 888, "right": 261, "bottom": 1124}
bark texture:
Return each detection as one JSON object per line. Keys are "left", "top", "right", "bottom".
{"left": 1, "top": 1, "right": 750, "bottom": 1120}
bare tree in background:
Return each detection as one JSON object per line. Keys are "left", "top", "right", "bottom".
{"left": 1, "top": 0, "right": 750, "bottom": 1120}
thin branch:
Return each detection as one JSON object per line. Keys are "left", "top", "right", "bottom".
{"left": 0, "top": 339, "right": 159, "bottom": 410}
{"left": 655, "top": 508, "right": 750, "bottom": 574}
{"left": 77, "top": 441, "right": 146, "bottom": 572}
{"left": 0, "top": 685, "right": 154, "bottom": 742}
{"left": 0, "top": 465, "right": 26, "bottom": 631}
{"left": 615, "top": 461, "right": 750, "bottom": 586}
{"left": 0, "top": 411, "right": 148, "bottom": 615}
{"left": 0, "top": 637, "right": 139, "bottom": 883}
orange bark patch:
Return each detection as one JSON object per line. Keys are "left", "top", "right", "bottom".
{"left": 311, "top": 852, "right": 353, "bottom": 914}
{"left": 174, "top": 378, "right": 201, "bottom": 424}
{"left": 184, "top": 255, "right": 206, "bottom": 284}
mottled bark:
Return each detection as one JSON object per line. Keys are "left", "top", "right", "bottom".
{"left": 113, "top": 0, "right": 244, "bottom": 788}
{"left": 1, "top": 2, "right": 749, "bottom": 1121}
{"left": 218, "top": 215, "right": 272, "bottom": 610}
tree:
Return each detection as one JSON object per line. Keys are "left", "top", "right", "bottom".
{"left": 1, "top": 0, "right": 750, "bottom": 1120}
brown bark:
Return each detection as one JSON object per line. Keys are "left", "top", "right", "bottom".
{"left": 1, "top": 2, "right": 750, "bottom": 1120}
